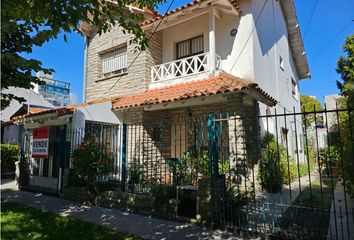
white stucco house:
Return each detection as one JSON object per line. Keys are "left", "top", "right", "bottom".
{"left": 79, "top": 0, "right": 309, "bottom": 161}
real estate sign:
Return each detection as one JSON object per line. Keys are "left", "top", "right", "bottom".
{"left": 32, "top": 127, "right": 49, "bottom": 158}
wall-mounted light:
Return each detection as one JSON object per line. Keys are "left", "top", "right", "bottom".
{"left": 186, "top": 108, "right": 193, "bottom": 118}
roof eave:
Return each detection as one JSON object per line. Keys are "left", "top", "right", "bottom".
{"left": 280, "top": 0, "right": 310, "bottom": 80}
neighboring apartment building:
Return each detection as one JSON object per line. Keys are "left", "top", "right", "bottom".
{"left": 35, "top": 71, "right": 77, "bottom": 107}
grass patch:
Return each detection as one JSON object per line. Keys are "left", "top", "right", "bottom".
{"left": 274, "top": 177, "right": 337, "bottom": 240}
{"left": 1, "top": 202, "right": 140, "bottom": 240}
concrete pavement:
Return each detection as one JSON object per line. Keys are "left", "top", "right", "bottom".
{"left": 1, "top": 180, "right": 256, "bottom": 240}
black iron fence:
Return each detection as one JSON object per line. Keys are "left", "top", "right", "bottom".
{"left": 19, "top": 106, "right": 354, "bottom": 239}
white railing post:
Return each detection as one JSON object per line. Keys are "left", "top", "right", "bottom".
{"left": 208, "top": 7, "right": 216, "bottom": 75}
{"left": 150, "top": 52, "right": 219, "bottom": 83}
{"left": 151, "top": 67, "right": 155, "bottom": 82}
{"left": 182, "top": 59, "right": 186, "bottom": 76}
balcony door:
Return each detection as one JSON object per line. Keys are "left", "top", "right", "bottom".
{"left": 176, "top": 35, "right": 204, "bottom": 75}
{"left": 176, "top": 35, "right": 204, "bottom": 60}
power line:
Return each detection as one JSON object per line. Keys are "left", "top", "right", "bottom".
{"left": 230, "top": 0, "right": 269, "bottom": 72}
{"left": 310, "top": 20, "right": 353, "bottom": 60}
{"left": 94, "top": 0, "right": 176, "bottom": 100}
{"left": 303, "top": 0, "right": 319, "bottom": 39}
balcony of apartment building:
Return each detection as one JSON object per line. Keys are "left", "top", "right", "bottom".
{"left": 143, "top": 0, "right": 241, "bottom": 88}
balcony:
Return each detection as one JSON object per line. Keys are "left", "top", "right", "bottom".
{"left": 151, "top": 52, "right": 221, "bottom": 84}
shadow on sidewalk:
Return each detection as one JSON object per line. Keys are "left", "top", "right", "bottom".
{"left": 1, "top": 189, "right": 256, "bottom": 240}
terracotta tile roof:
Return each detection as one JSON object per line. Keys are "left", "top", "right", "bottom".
{"left": 112, "top": 72, "right": 277, "bottom": 109}
{"left": 140, "top": 0, "right": 241, "bottom": 27}
{"left": 29, "top": 107, "right": 51, "bottom": 114}
{"left": 11, "top": 106, "right": 54, "bottom": 121}
{"left": 14, "top": 72, "right": 276, "bottom": 120}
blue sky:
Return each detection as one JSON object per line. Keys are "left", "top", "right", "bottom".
{"left": 27, "top": 0, "right": 354, "bottom": 104}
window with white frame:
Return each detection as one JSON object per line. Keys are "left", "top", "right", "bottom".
{"left": 291, "top": 78, "right": 297, "bottom": 98}
{"left": 101, "top": 46, "right": 127, "bottom": 77}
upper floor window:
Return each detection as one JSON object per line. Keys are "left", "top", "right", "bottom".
{"left": 176, "top": 35, "right": 204, "bottom": 59}
{"left": 101, "top": 46, "right": 127, "bottom": 77}
{"left": 291, "top": 78, "right": 297, "bottom": 98}
{"left": 279, "top": 55, "right": 284, "bottom": 71}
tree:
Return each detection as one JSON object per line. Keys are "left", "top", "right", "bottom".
{"left": 1, "top": 0, "right": 163, "bottom": 109}
{"left": 300, "top": 94, "right": 323, "bottom": 126}
{"left": 336, "top": 34, "right": 354, "bottom": 107}
{"left": 335, "top": 34, "right": 354, "bottom": 197}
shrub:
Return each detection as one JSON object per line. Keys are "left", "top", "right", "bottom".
{"left": 150, "top": 184, "right": 176, "bottom": 216}
{"left": 324, "top": 146, "right": 341, "bottom": 167}
{"left": 127, "top": 165, "right": 145, "bottom": 193}
{"left": 258, "top": 134, "right": 285, "bottom": 192}
{"left": 71, "top": 137, "right": 114, "bottom": 203}
{"left": 71, "top": 137, "right": 113, "bottom": 184}
{"left": 225, "top": 186, "right": 248, "bottom": 226}
{"left": 1, "top": 144, "right": 20, "bottom": 174}
{"left": 258, "top": 133, "right": 301, "bottom": 192}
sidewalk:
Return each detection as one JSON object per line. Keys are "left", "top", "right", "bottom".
{"left": 1, "top": 181, "right": 254, "bottom": 240}
{"left": 328, "top": 181, "right": 354, "bottom": 240}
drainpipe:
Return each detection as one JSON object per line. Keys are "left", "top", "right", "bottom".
{"left": 208, "top": 7, "right": 216, "bottom": 76}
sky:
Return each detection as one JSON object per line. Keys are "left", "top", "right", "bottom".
{"left": 26, "top": 0, "right": 354, "bottom": 104}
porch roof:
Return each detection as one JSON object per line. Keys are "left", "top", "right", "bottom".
{"left": 11, "top": 97, "right": 119, "bottom": 121}
{"left": 112, "top": 71, "right": 277, "bottom": 109}
{"left": 9, "top": 106, "right": 55, "bottom": 122}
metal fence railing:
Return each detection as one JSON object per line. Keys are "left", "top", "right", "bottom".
{"left": 19, "top": 106, "right": 354, "bottom": 239}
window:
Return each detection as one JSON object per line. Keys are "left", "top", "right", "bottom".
{"left": 279, "top": 55, "right": 284, "bottom": 71}
{"left": 101, "top": 46, "right": 128, "bottom": 77}
{"left": 176, "top": 35, "right": 204, "bottom": 59}
{"left": 291, "top": 78, "right": 297, "bottom": 98}
{"left": 281, "top": 127, "right": 288, "bottom": 146}
{"left": 170, "top": 123, "right": 186, "bottom": 158}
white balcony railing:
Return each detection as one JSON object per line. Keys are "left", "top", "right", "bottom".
{"left": 151, "top": 52, "right": 221, "bottom": 82}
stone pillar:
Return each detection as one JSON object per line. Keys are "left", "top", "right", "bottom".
{"left": 15, "top": 161, "right": 20, "bottom": 189}
{"left": 226, "top": 94, "right": 260, "bottom": 195}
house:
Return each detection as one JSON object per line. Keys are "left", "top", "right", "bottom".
{"left": 15, "top": 0, "right": 309, "bottom": 195}
{"left": 1, "top": 87, "right": 54, "bottom": 144}
{"left": 324, "top": 94, "right": 341, "bottom": 129}
{"left": 80, "top": 0, "right": 308, "bottom": 164}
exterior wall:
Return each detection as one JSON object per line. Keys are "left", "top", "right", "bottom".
{"left": 218, "top": 0, "right": 254, "bottom": 80}
{"left": 119, "top": 94, "right": 260, "bottom": 187}
{"left": 2, "top": 124, "right": 20, "bottom": 144}
{"left": 250, "top": 0, "right": 304, "bottom": 162}
{"left": 251, "top": 0, "right": 301, "bottom": 114}
{"left": 85, "top": 26, "right": 162, "bottom": 101}
{"left": 123, "top": 108, "right": 171, "bottom": 184}
{"left": 160, "top": 0, "right": 254, "bottom": 80}
{"left": 162, "top": 14, "right": 209, "bottom": 63}
{"left": 324, "top": 94, "right": 340, "bottom": 128}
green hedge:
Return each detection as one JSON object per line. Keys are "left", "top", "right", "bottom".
{"left": 1, "top": 143, "right": 20, "bottom": 174}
